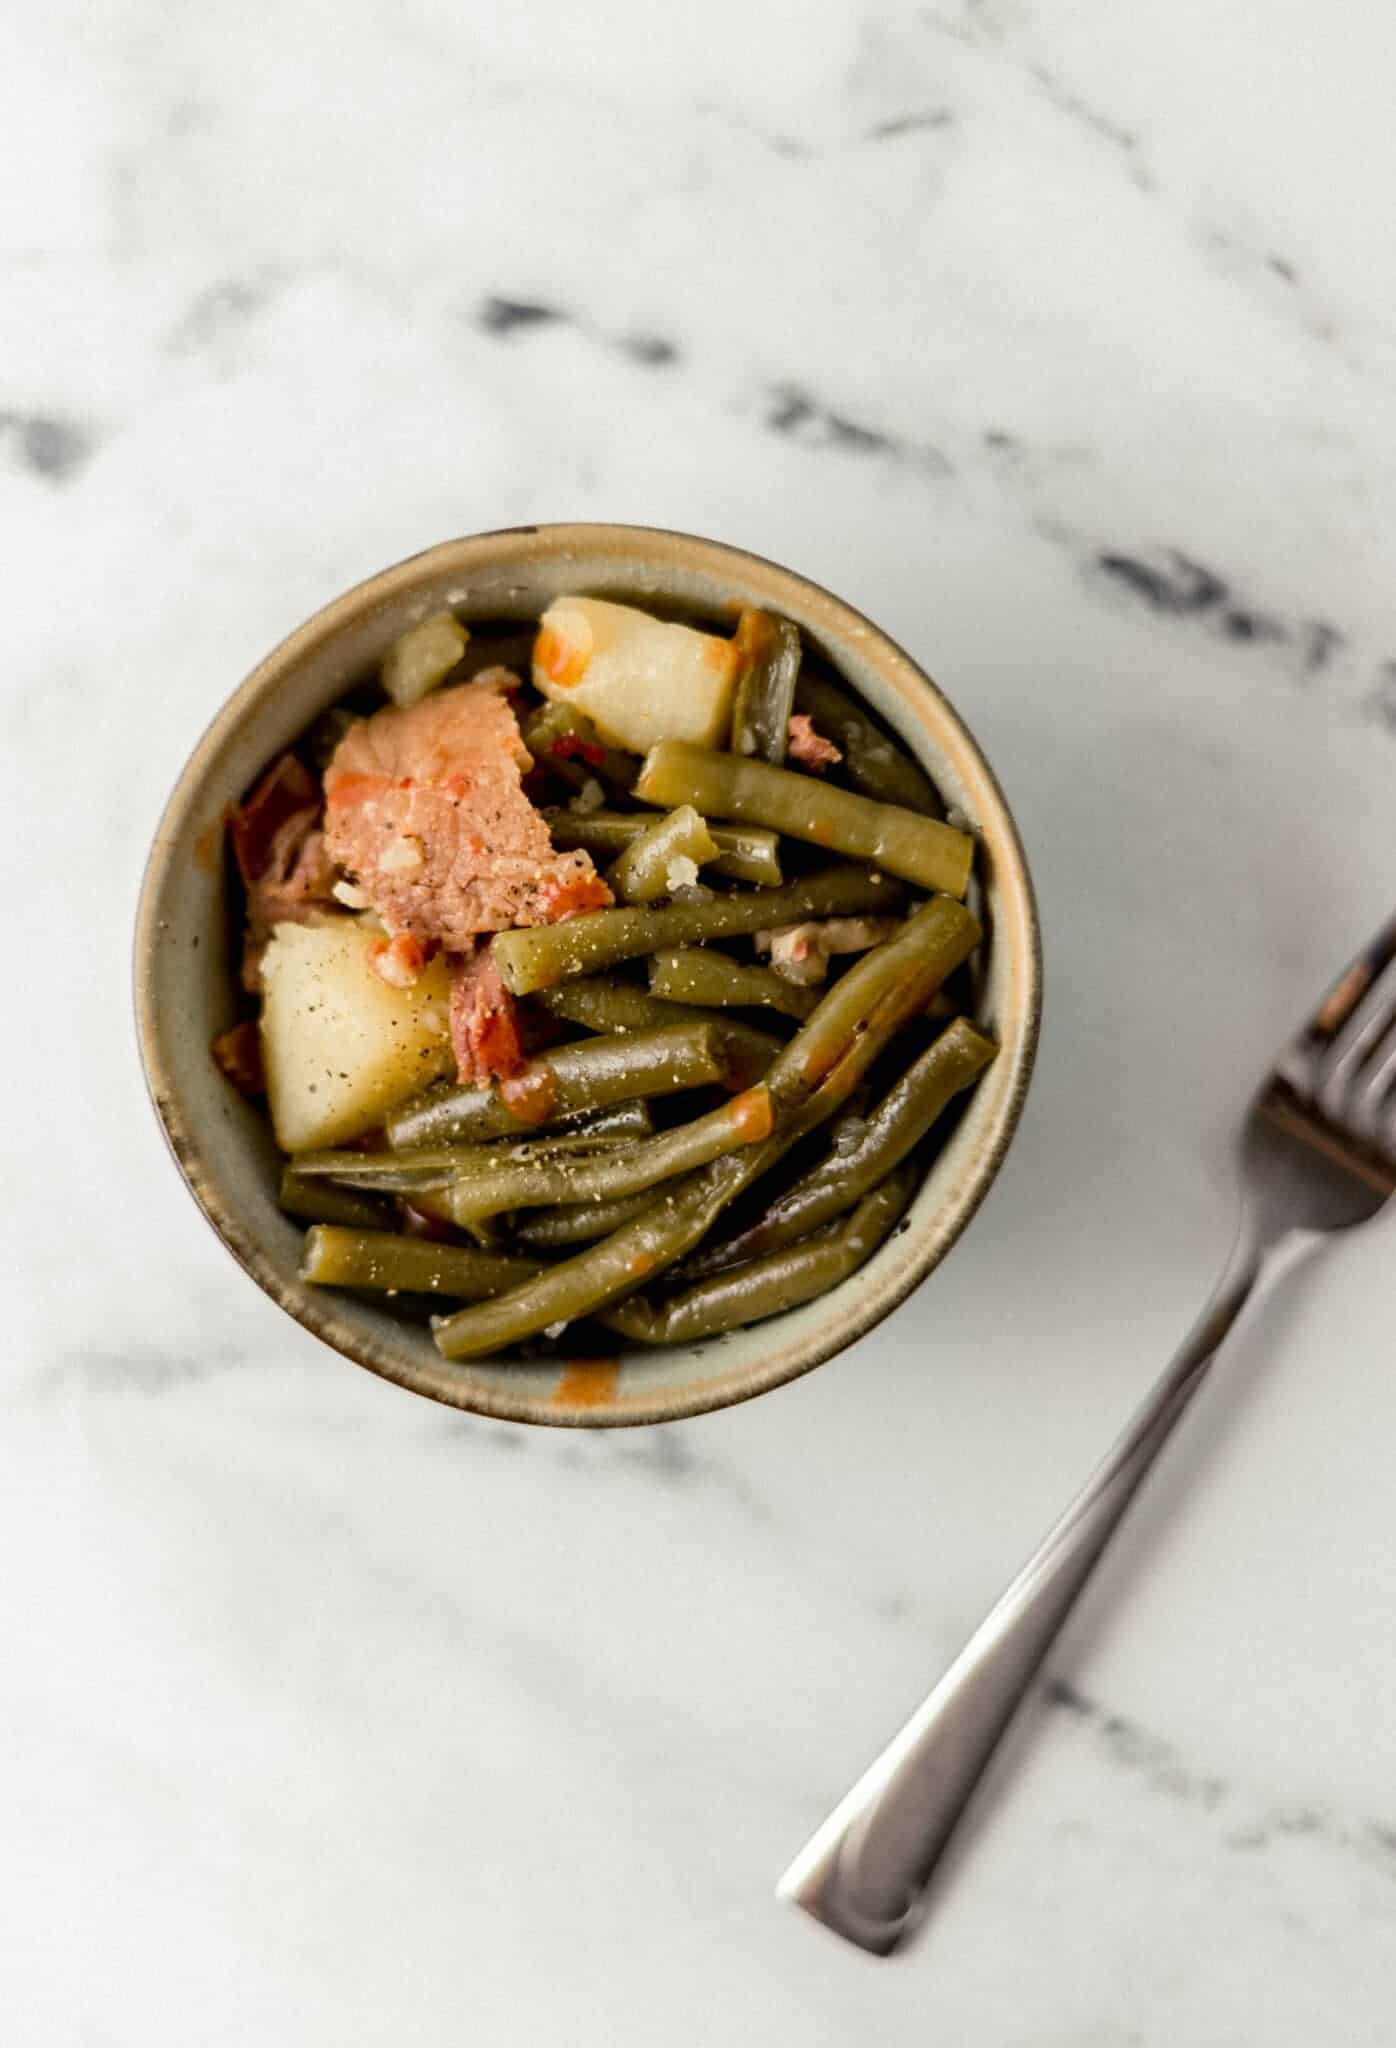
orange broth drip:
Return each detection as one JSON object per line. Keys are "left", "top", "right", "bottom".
{"left": 552, "top": 1361, "right": 621, "bottom": 1409}
{"left": 500, "top": 1061, "right": 559, "bottom": 1126}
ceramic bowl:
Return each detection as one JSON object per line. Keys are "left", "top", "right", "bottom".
{"left": 135, "top": 525, "right": 1040, "bottom": 1426}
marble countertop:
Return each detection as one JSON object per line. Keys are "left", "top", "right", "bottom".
{"left": 7, "top": 2, "right": 1395, "bottom": 2040}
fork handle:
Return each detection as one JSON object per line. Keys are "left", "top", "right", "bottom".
{"left": 777, "top": 1225, "right": 1269, "bottom": 1954}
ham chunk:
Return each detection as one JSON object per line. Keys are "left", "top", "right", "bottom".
{"left": 449, "top": 945, "right": 526, "bottom": 1088}
{"left": 228, "top": 752, "right": 337, "bottom": 987}
{"left": 324, "top": 675, "right": 611, "bottom": 951}
{"left": 210, "top": 1019, "right": 265, "bottom": 1098}
{"left": 756, "top": 916, "right": 902, "bottom": 985}
{"left": 786, "top": 713, "right": 842, "bottom": 772}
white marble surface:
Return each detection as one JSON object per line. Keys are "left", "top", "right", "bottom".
{"left": 6, "top": 1, "right": 1395, "bottom": 2039}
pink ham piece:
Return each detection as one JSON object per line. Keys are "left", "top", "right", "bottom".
{"left": 449, "top": 945, "right": 526, "bottom": 1088}
{"left": 324, "top": 673, "right": 611, "bottom": 952}
{"left": 786, "top": 713, "right": 842, "bottom": 772}
{"left": 228, "top": 752, "right": 337, "bottom": 987}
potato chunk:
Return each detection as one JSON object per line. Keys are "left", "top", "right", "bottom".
{"left": 260, "top": 919, "right": 452, "bottom": 1152}
{"left": 532, "top": 596, "right": 737, "bottom": 752}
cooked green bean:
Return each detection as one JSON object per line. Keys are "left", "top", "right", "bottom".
{"left": 793, "top": 672, "right": 939, "bottom": 813}
{"left": 533, "top": 973, "right": 710, "bottom": 1036}
{"left": 296, "top": 1130, "right": 632, "bottom": 1194}
{"left": 432, "top": 899, "right": 978, "bottom": 1358}
{"left": 602, "top": 1167, "right": 915, "bottom": 1344}
{"left": 634, "top": 742, "right": 973, "bottom": 897}
{"left": 546, "top": 1099, "right": 656, "bottom": 1142}
{"left": 606, "top": 805, "right": 719, "bottom": 903}
{"left": 546, "top": 807, "right": 783, "bottom": 886}
{"left": 491, "top": 867, "right": 905, "bottom": 995}
{"left": 292, "top": 1148, "right": 477, "bottom": 1193}
{"left": 648, "top": 948, "right": 819, "bottom": 1020}
{"left": 301, "top": 1227, "right": 542, "bottom": 1297}
{"left": 399, "top": 1187, "right": 462, "bottom": 1230}
{"left": 522, "top": 699, "right": 637, "bottom": 795}
{"left": 444, "top": 1086, "right": 774, "bottom": 1225}
{"left": 730, "top": 608, "right": 801, "bottom": 763}
{"left": 764, "top": 897, "right": 979, "bottom": 1110}
{"left": 279, "top": 1167, "right": 391, "bottom": 1229}
{"left": 680, "top": 1016, "right": 996, "bottom": 1276}
{"left": 512, "top": 1189, "right": 660, "bottom": 1250}
{"left": 386, "top": 1021, "right": 732, "bottom": 1148}
{"left": 433, "top": 1162, "right": 751, "bottom": 1359}
{"left": 531, "top": 976, "right": 785, "bottom": 1084}
{"left": 381, "top": 609, "right": 468, "bottom": 709}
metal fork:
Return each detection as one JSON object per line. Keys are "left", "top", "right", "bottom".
{"left": 778, "top": 912, "right": 1396, "bottom": 1955}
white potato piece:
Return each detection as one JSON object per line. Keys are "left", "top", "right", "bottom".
{"left": 260, "top": 919, "right": 453, "bottom": 1153}
{"left": 381, "top": 608, "right": 469, "bottom": 708}
{"left": 533, "top": 596, "right": 738, "bottom": 752}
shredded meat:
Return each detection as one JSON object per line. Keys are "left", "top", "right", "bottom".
{"left": 368, "top": 932, "right": 430, "bottom": 989}
{"left": 229, "top": 753, "right": 317, "bottom": 884}
{"left": 448, "top": 944, "right": 526, "bottom": 1088}
{"left": 228, "top": 752, "right": 337, "bottom": 988}
{"left": 756, "top": 916, "right": 903, "bottom": 985}
{"left": 211, "top": 1020, "right": 265, "bottom": 1098}
{"left": 324, "top": 674, "right": 611, "bottom": 949}
{"left": 786, "top": 713, "right": 842, "bottom": 772}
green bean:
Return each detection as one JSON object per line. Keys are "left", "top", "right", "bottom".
{"left": 730, "top": 608, "right": 801, "bottom": 763}
{"left": 522, "top": 700, "right": 637, "bottom": 795}
{"left": 512, "top": 1189, "right": 660, "bottom": 1250}
{"left": 386, "top": 1021, "right": 732, "bottom": 1148}
{"left": 296, "top": 1130, "right": 633, "bottom": 1193}
{"left": 399, "top": 1188, "right": 461, "bottom": 1230}
{"left": 648, "top": 948, "right": 819, "bottom": 1021}
{"left": 381, "top": 609, "right": 468, "bottom": 709}
{"left": 432, "top": 899, "right": 978, "bottom": 1358}
{"left": 793, "top": 672, "right": 939, "bottom": 813}
{"left": 530, "top": 976, "right": 785, "bottom": 1086}
{"left": 680, "top": 1016, "right": 996, "bottom": 1277}
{"left": 433, "top": 1163, "right": 750, "bottom": 1359}
{"left": 606, "top": 805, "right": 719, "bottom": 903}
{"left": 491, "top": 867, "right": 905, "bottom": 995}
{"left": 602, "top": 1167, "right": 915, "bottom": 1344}
{"left": 763, "top": 897, "right": 979, "bottom": 1113}
{"left": 301, "top": 1227, "right": 542, "bottom": 1297}
{"left": 292, "top": 1148, "right": 477, "bottom": 1193}
{"left": 541, "top": 1099, "right": 655, "bottom": 1142}
{"left": 547, "top": 808, "right": 783, "bottom": 887}
{"left": 533, "top": 973, "right": 709, "bottom": 1036}
{"left": 279, "top": 1167, "right": 391, "bottom": 1229}
{"left": 290, "top": 1106, "right": 651, "bottom": 1216}
{"left": 443, "top": 1085, "right": 774, "bottom": 1225}
{"left": 634, "top": 742, "right": 973, "bottom": 898}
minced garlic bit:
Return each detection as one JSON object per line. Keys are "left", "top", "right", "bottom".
{"left": 569, "top": 777, "right": 606, "bottom": 815}
{"left": 332, "top": 879, "right": 371, "bottom": 909}
{"left": 543, "top": 1320, "right": 570, "bottom": 1340}
{"left": 665, "top": 855, "right": 700, "bottom": 893}
{"left": 378, "top": 834, "right": 425, "bottom": 873}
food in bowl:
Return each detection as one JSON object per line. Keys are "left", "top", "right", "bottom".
{"left": 214, "top": 593, "right": 997, "bottom": 1363}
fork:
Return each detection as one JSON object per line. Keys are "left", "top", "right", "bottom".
{"left": 778, "top": 912, "right": 1396, "bottom": 1955}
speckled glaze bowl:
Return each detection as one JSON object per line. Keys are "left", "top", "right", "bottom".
{"left": 135, "top": 525, "right": 1040, "bottom": 1427}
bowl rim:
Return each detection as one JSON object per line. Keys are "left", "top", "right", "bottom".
{"left": 134, "top": 522, "right": 1041, "bottom": 1427}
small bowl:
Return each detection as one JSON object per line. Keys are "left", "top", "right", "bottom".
{"left": 135, "top": 525, "right": 1040, "bottom": 1427}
